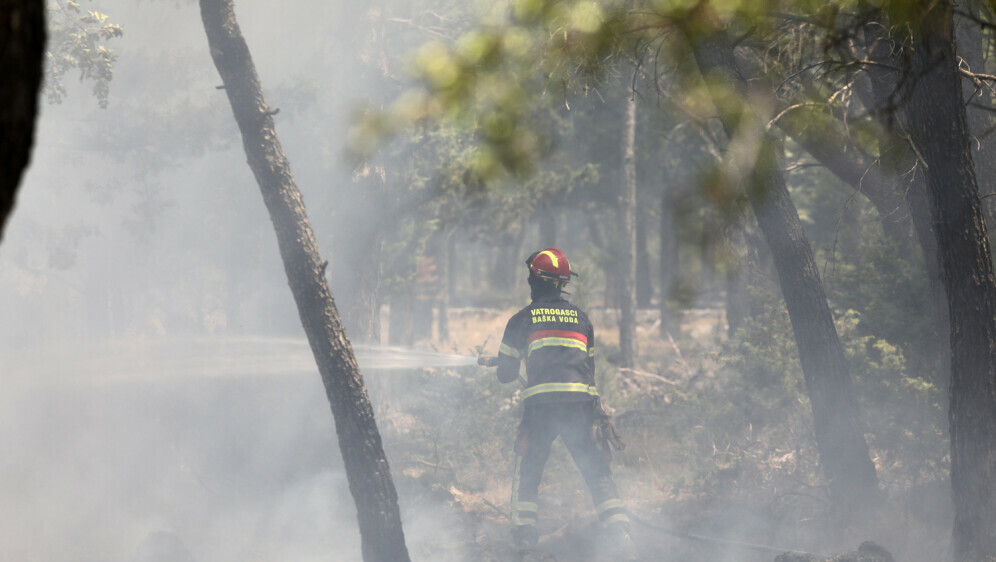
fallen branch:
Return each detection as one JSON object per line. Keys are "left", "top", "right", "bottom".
{"left": 665, "top": 332, "right": 694, "bottom": 379}
{"left": 618, "top": 367, "right": 678, "bottom": 386}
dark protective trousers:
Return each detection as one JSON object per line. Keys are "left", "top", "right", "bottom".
{"left": 510, "top": 400, "right": 628, "bottom": 528}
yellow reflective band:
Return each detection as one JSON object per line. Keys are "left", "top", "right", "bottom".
{"left": 522, "top": 383, "right": 599, "bottom": 400}
{"left": 540, "top": 250, "right": 559, "bottom": 268}
{"left": 528, "top": 338, "right": 588, "bottom": 355}
{"left": 603, "top": 513, "right": 630, "bottom": 526}
{"left": 513, "top": 501, "right": 538, "bottom": 513}
{"left": 596, "top": 498, "right": 624, "bottom": 513}
{"left": 499, "top": 343, "right": 522, "bottom": 359}
{"left": 514, "top": 515, "right": 537, "bottom": 526}
{"left": 588, "top": 346, "right": 595, "bottom": 358}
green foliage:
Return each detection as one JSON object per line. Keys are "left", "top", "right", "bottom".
{"left": 714, "top": 274, "right": 946, "bottom": 497}
{"left": 836, "top": 309, "right": 947, "bottom": 489}
{"left": 829, "top": 240, "right": 939, "bottom": 374}
{"left": 352, "top": 0, "right": 633, "bottom": 177}
{"left": 45, "top": 0, "right": 123, "bottom": 108}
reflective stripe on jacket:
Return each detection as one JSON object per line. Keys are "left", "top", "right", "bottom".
{"left": 496, "top": 296, "right": 597, "bottom": 405}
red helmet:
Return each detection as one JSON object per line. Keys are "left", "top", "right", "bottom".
{"left": 526, "top": 248, "right": 576, "bottom": 287}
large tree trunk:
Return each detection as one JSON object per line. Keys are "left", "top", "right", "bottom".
{"left": 687, "top": 21, "right": 879, "bottom": 516}
{"left": 897, "top": 2, "right": 996, "bottom": 559}
{"left": 957, "top": 3, "right": 996, "bottom": 222}
{"left": 618, "top": 75, "right": 638, "bottom": 368}
{"left": 860, "top": 1, "right": 954, "bottom": 398}
{"left": 0, "top": 0, "right": 45, "bottom": 242}
{"left": 199, "top": 2, "right": 410, "bottom": 561}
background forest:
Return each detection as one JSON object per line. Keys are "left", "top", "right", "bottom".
{"left": 2, "top": 0, "right": 995, "bottom": 561}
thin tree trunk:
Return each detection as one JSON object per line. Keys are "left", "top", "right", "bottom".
{"left": 347, "top": 228, "right": 384, "bottom": 344}
{"left": 659, "top": 185, "right": 678, "bottom": 337}
{"left": 0, "top": 0, "right": 45, "bottom": 242}
{"left": 619, "top": 75, "right": 638, "bottom": 368}
{"left": 688, "top": 20, "right": 878, "bottom": 516}
{"left": 447, "top": 227, "right": 458, "bottom": 305}
{"left": 199, "top": 2, "right": 410, "bottom": 560}
{"left": 725, "top": 209, "right": 755, "bottom": 337}
{"left": 437, "top": 229, "right": 451, "bottom": 341}
{"left": 538, "top": 203, "right": 557, "bottom": 246}
{"left": 588, "top": 211, "right": 606, "bottom": 250}
{"left": 898, "top": 2, "right": 996, "bottom": 559}
{"left": 493, "top": 225, "right": 527, "bottom": 292}
{"left": 389, "top": 289, "right": 413, "bottom": 346}
{"left": 636, "top": 208, "right": 652, "bottom": 308}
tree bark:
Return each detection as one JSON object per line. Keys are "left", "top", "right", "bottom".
{"left": 659, "top": 184, "right": 678, "bottom": 337}
{"left": 636, "top": 208, "right": 653, "bottom": 308}
{"left": 776, "top": 110, "right": 915, "bottom": 257}
{"left": 619, "top": 75, "right": 638, "bottom": 368}
{"left": 687, "top": 21, "right": 879, "bottom": 516}
{"left": 725, "top": 208, "right": 764, "bottom": 337}
{"left": 897, "top": 2, "right": 996, "bottom": 559}
{"left": 198, "top": 2, "right": 410, "bottom": 560}
{"left": 538, "top": 203, "right": 558, "bottom": 246}
{"left": 956, "top": 4, "right": 996, "bottom": 227}
{"left": 860, "top": 2, "right": 953, "bottom": 395}
{"left": 437, "top": 229, "right": 451, "bottom": 341}
{"left": 0, "top": 0, "right": 45, "bottom": 242}
{"left": 346, "top": 228, "right": 384, "bottom": 344}
{"left": 389, "top": 289, "right": 413, "bottom": 346}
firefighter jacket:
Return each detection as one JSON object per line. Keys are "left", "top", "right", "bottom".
{"left": 496, "top": 295, "right": 597, "bottom": 405}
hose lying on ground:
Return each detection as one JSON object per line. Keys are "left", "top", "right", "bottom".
{"left": 624, "top": 509, "right": 827, "bottom": 559}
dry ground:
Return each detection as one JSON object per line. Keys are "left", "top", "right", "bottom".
{"left": 372, "top": 305, "right": 740, "bottom": 562}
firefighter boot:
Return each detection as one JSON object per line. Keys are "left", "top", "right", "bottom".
{"left": 603, "top": 521, "right": 639, "bottom": 561}
{"left": 512, "top": 524, "right": 539, "bottom": 551}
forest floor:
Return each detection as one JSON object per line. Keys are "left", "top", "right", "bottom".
{"left": 365, "top": 304, "right": 947, "bottom": 562}
{"left": 365, "top": 305, "right": 779, "bottom": 562}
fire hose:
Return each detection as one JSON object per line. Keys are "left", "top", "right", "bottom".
{"left": 622, "top": 508, "right": 827, "bottom": 558}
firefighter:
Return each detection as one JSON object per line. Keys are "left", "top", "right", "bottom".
{"left": 495, "top": 248, "right": 638, "bottom": 560}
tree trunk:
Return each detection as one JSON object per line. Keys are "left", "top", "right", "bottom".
{"left": 447, "top": 227, "right": 458, "bottom": 306}
{"left": 0, "top": 0, "right": 45, "bottom": 242}
{"left": 619, "top": 75, "right": 638, "bottom": 368}
{"left": 897, "top": 2, "right": 996, "bottom": 559}
{"left": 725, "top": 208, "right": 764, "bottom": 337}
{"left": 493, "top": 225, "right": 527, "bottom": 292}
{"left": 389, "top": 289, "right": 413, "bottom": 346}
{"left": 861, "top": 3, "right": 953, "bottom": 394}
{"left": 198, "top": 2, "right": 410, "bottom": 561}
{"left": 437, "top": 229, "right": 451, "bottom": 341}
{"left": 636, "top": 208, "right": 652, "bottom": 308}
{"left": 659, "top": 185, "right": 678, "bottom": 337}
{"left": 956, "top": 4, "right": 996, "bottom": 227}
{"left": 346, "top": 228, "right": 384, "bottom": 344}
{"left": 688, "top": 21, "right": 879, "bottom": 516}
{"left": 538, "top": 203, "right": 557, "bottom": 246}
{"left": 775, "top": 93, "right": 916, "bottom": 257}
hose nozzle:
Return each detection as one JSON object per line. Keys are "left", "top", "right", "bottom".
{"left": 478, "top": 356, "right": 498, "bottom": 367}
